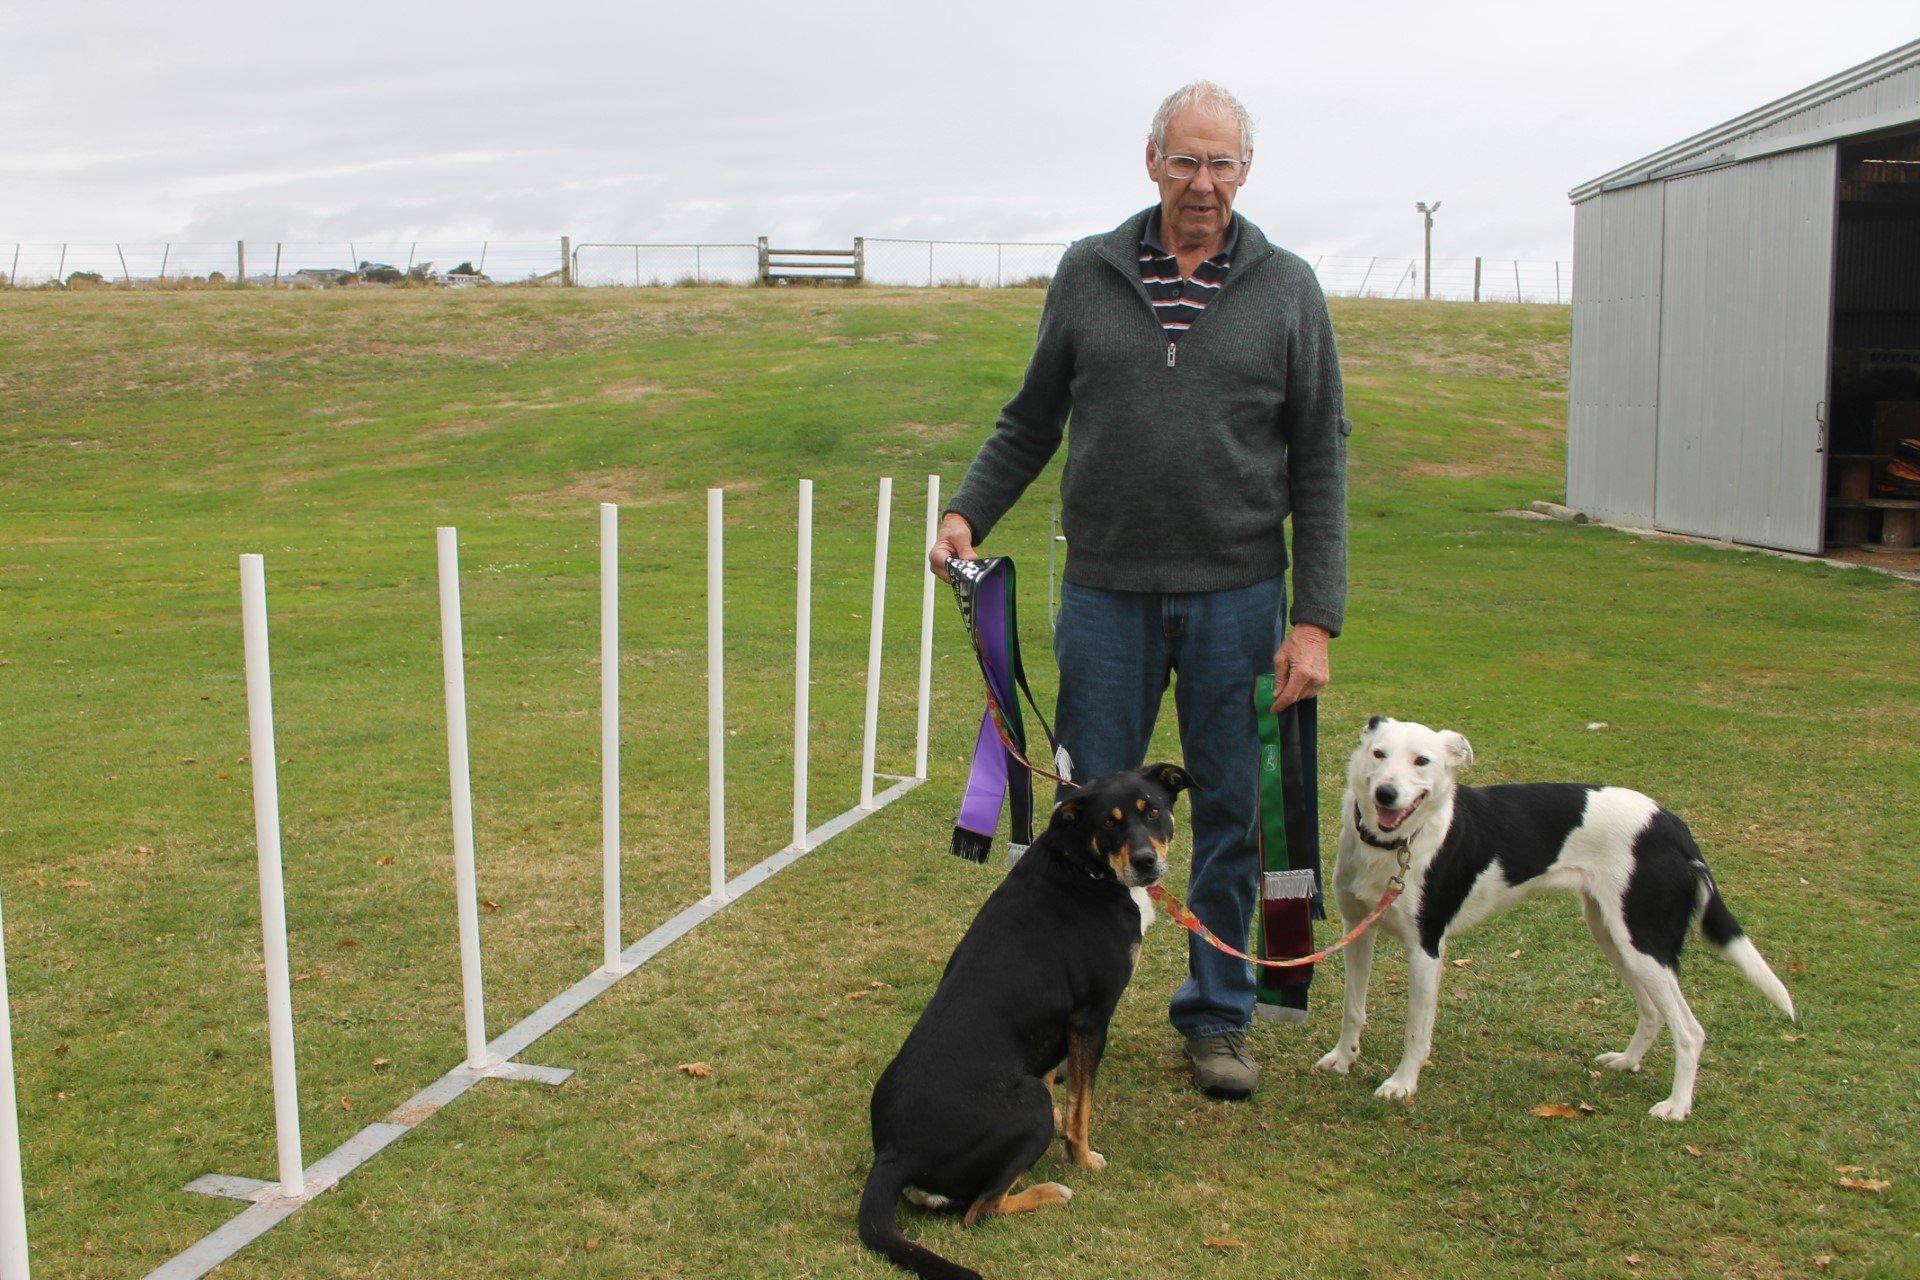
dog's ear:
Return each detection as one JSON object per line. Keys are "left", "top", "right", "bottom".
{"left": 1050, "top": 793, "right": 1087, "bottom": 828}
{"left": 1143, "top": 762, "right": 1193, "bottom": 797}
{"left": 1440, "top": 731, "right": 1474, "bottom": 770}
{"left": 1364, "top": 715, "right": 1392, "bottom": 739}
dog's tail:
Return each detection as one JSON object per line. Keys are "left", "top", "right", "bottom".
{"left": 1698, "top": 876, "right": 1796, "bottom": 1021}
{"left": 858, "top": 1154, "right": 981, "bottom": 1280}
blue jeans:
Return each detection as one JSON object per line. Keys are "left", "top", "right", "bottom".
{"left": 1052, "top": 576, "right": 1286, "bottom": 1038}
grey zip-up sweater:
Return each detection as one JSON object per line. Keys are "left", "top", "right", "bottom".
{"left": 948, "top": 207, "right": 1349, "bottom": 636}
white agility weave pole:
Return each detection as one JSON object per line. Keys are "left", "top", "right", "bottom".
{"left": 0, "top": 886, "right": 32, "bottom": 1279}
{"left": 860, "top": 477, "right": 892, "bottom": 809}
{"left": 238, "top": 554, "right": 306, "bottom": 1200}
{"left": 915, "top": 475, "right": 938, "bottom": 780}
{"left": 793, "top": 480, "right": 814, "bottom": 851}
{"left": 707, "top": 490, "right": 728, "bottom": 900}
{"left": 600, "top": 504, "right": 621, "bottom": 971}
{"left": 435, "top": 528, "right": 491, "bottom": 1069}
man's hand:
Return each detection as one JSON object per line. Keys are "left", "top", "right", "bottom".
{"left": 929, "top": 512, "right": 978, "bottom": 582}
{"left": 1270, "top": 623, "right": 1332, "bottom": 712}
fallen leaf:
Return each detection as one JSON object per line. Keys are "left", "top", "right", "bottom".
{"left": 1451, "top": 958, "right": 1475, "bottom": 968}
{"left": 371, "top": 1058, "right": 392, "bottom": 1071}
{"left": 340, "top": 1098, "right": 353, "bottom": 1112}
{"left": 1203, "top": 1238, "right": 1249, "bottom": 1249}
{"left": 847, "top": 990, "right": 871, "bottom": 1000}
{"left": 676, "top": 1062, "right": 713, "bottom": 1079}
{"left": 1784, "top": 1033, "right": 1806, "bottom": 1043}
{"left": 1839, "top": 1177, "right": 1890, "bottom": 1194}
{"left": 1532, "top": 1104, "right": 1581, "bottom": 1119}
{"left": 215, "top": 772, "right": 231, "bottom": 781}
{"left": 1577, "top": 1102, "right": 1599, "bottom": 1114}
{"left": 1835, "top": 1165, "right": 1866, "bottom": 1173}
{"left": 1684, "top": 1145, "right": 1703, "bottom": 1158}
{"left": 337, "top": 938, "right": 358, "bottom": 949}
{"left": 375, "top": 855, "right": 395, "bottom": 867}
{"left": 1814, "top": 1256, "right": 1834, "bottom": 1269}
{"left": 1450, "top": 988, "right": 1470, "bottom": 1001}
{"left": 1625, "top": 1255, "right": 1643, "bottom": 1267}
{"left": 135, "top": 845, "right": 154, "bottom": 855}
{"left": 869, "top": 981, "right": 891, "bottom": 989}
{"left": 584, "top": 1239, "right": 603, "bottom": 1255}
{"left": 1507, "top": 950, "right": 1522, "bottom": 959}
{"left": 54, "top": 1044, "right": 69, "bottom": 1056}
{"left": 482, "top": 900, "right": 500, "bottom": 912}
{"left": 59, "top": 880, "right": 92, "bottom": 890}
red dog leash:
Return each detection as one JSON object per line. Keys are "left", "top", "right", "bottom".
{"left": 1148, "top": 843, "right": 1408, "bottom": 969}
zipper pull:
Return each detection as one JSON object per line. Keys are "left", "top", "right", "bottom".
{"left": 1167, "top": 342, "right": 1177, "bottom": 368}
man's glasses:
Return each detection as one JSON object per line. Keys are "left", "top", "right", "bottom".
{"left": 1159, "top": 153, "right": 1248, "bottom": 184}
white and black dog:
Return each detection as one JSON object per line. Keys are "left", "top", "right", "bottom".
{"left": 1314, "top": 716, "right": 1795, "bottom": 1121}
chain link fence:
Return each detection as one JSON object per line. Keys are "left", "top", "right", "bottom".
{"left": 1311, "top": 255, "right": 1570, "bottom": 304}
{"left": 2, "top": 238, "right": 1569, "bottom": 303}
{"left": 0, "top": 240, "right": 567, "bottom": 288}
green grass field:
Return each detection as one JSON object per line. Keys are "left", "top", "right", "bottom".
{"left": 1, "top": 286, "right": 1915, "bottom": 1280}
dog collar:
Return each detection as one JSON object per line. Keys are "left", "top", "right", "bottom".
{"left": 1354, "top": 802, "right": 1412, "bottom": 852}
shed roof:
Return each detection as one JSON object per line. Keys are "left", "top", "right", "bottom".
{"left": 1570, "top": 37, "right": 1920, "bottom": 203}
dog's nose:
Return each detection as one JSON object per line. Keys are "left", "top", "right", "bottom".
{"left": 1374, "top": 784, "right": 1398, "bottom": 807}
{"left": 1129, "top": 848, "right": 1162, "bottom": 877}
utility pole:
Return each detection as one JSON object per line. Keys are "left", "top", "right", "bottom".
{"left": 1415, "top": 201, "right": 1441, "bottom": 300}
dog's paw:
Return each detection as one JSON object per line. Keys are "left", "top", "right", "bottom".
{"left": 1594, "top": 1051, "right": 1643, "bottom": 1074}
{"left": 1315, "top": 1048, "right": 1356, "bottom": 1075}
{"left": 1374, "top": 1075, "right": 1418, "bottom": 1101}
{"left": 1648, "top": 1097, "right": 1691, "bottom": 1122}
{"left": 1037, "top": 1182, "right": 1074, "bottom": 1204}
{"left": 1068, "top": 1147, "right": 1106, "bottom": 1171}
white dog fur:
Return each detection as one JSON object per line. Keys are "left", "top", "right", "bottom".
{"left": 1314, "top": 716, "right": 1795, "bottom": 1121}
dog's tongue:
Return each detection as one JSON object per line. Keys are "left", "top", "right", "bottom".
{"left": 1376, "top": 806, "right": 1410, "bottom": 831}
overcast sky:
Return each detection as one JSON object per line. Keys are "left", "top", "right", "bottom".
{"left": 5, "top": 1, "right": 1916, "bottom": 266}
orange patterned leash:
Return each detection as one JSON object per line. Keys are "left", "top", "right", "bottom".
{"left": 1146, "top": 845, "right": 1410, "bottom": 969}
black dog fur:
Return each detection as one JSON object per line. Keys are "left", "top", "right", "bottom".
{"left": 858, "top": 763, "right": 1193, "bottom": 1280}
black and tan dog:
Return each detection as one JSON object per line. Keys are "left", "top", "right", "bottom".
{"left": 859, "top": 763, "right": 1192, "bottom": 1280}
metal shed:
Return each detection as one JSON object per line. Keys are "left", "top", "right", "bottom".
{"left": 1567, "top": 38, "right": 1920, "bottom": 554}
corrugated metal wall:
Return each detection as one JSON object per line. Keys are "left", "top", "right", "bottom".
{"left": 1740, "top": 63, "right": 1920, "bottom": 153}
{"left": 1568, "top": 183, "right": 1664, "bottom": 525}
{"left": 1651, "top": 146, "right": 1838, "bottom": 553}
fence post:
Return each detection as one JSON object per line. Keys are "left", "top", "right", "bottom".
{"left": 757, "top": 236, "right": 769, "bottom": 285}
{"left": 928, "top": 241, "right": 934, "bottom": 287}
{"left": 273, "top": 244, "right": 282, "bottom": 287}
{"left": 707, "top": 490, "right": 728, "bottom": 899}
{"left": 696, "top": 244, "right": 704, "bottom": 285}
{"left": 6, "top": 245, "right": 16, "bottom": 288}
{"left": 56, "top": 245, "right": 66, "bottom": 285}
{"left": 1514, "top": 260, "right": 1521, "bottom": 302}
{"left": 854, "top": 236, "right": 865, "bottom": 284}
{"left": 237, "top": 240, "right": 246, "bottom": 286}
{"left": 116, "top": 245, "right": 130, "bottom": 286}
{"left": 239, "top": 554, "right": 306, "bottom": 1199}
{"left": 561, "top": 236, "right": 572, "bottom": 286}
{"left": 794, "top": 480, "right": 813, "bottom": 849}
{"left": 0, "top": 884, "right": 33, "bottom": 1279}
{"left": 1555, "top": 261, "right": 1562, "bottom": 304}
{"left": 435, "top": 528, "right": 492, "bottom": 1070}
{"left": 600, "top": 503, "right": 621, "bottom": 971}
{"left": 1473, "top": 256, "right": 1482, "bottom": 303}
{"left": 160, "top": 244, "right": 171, "bottom": 281}
{"left": 860, "top": 477, "right": 892, "bottom": 810}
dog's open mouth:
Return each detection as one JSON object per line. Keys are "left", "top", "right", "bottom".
{"left": 1373, "top": 793, "right": 1426, "bottom": 833}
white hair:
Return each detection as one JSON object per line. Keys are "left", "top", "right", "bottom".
{"left": 1149, "top": 81, "right": 1254, "bottom": 158}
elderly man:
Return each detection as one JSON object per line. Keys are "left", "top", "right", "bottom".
{"left": 929, "top": 81, "right": 1349, "bottom": 1100}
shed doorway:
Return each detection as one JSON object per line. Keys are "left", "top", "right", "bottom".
{"left": 1827, "top": 128, "right": 1920, "bottom": 554}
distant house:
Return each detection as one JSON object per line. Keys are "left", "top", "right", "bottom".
{"left": 1567, "top": 39, "right": 1920, "bottom": 554}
